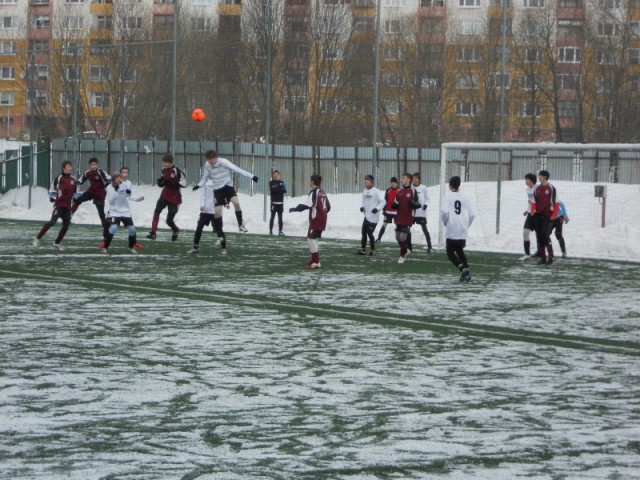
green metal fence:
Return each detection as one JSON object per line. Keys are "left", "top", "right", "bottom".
{"left": 0, "top": 142, "right": 50, "bottom": 194}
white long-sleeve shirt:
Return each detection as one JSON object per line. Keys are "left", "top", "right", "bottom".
{"left": 440, "top": 190, "right": 475, "bottom": 240}
{"left": 361, "top": 187, "right": 386, "bottom": 223}
{"left": 200, "top": 181, "right": 216, "bottom": 214}
{"left": 196, "top": 158, "right": 254, "bottom": 190}
{"left": 413, "top": 183, "right": 430, "bottom": 219}
{"left": 106, "top": 182, "right": 143, "bottom": 218}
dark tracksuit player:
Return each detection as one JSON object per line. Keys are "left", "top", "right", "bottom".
{"left": 72, "top": 157, "right": 111, "bottom": 243}
{"left": 147, "top": 154, "right": 185, "bottom": 240}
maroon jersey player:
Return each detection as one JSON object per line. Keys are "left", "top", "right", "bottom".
{"left": 147, "top": 154, "right": 185, "bottom": 241}
{"left": 392, "top": 173, "right": 420, "bottom": 263}
{"left": 72, "top": 157, "right": 111, "bottom": 239}
{"left": 33, "top": 160, "right": 77, "bottom": 250}
{"left": 533, "top": 169, "right": 560, "bottom": 265}
{"left": 289, "top": 174, "right": 331, "bottom": 269}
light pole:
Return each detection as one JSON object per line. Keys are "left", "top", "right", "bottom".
{"left": 372, "top": 0, "right": 382, "bottom": 179}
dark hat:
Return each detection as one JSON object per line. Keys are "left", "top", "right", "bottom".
{"left": 365, "top": 174, "right": 374, "bottom": 183}
{"left": 449, "top": 176, "right": 461, "bottom": 189}
{"left": 390, "top": 176, "right": 398, "bottom": 183}
{"left": 538, "top": 170, "right": 550, "bottom": 180}
{"left": 162, "top": 153, "right": 174, "bottom": 164}
{"left": 111, "top": 171, "right": 121, "bottom": 178}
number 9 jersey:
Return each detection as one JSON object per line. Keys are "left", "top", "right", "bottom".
{"left": 440, "top": 190, "right": 475, "bottom": 240}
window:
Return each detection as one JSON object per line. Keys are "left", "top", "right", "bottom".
{"left": 320, "top": 72, "right": 339, "bottom": 87}
{"left": 419, "top": 43, "right": 443, "bottom": 62}
{"left": 286, "top": 71, "right": 307, "bottom": 86}
{"left": 383, "top": 72, "right": 403, "bottom": 87}
{"left": 630, "top": 49, "right": 640, "bottom": 65}
{"left": 354, "top": 0, "right": 375, "bottom": 6}
{"left": 66, "top": 0, "right": 85, "bottom": 3}
{"left": 631, "top": 22, "right": 640, "bottom": 37}
{"left": 558, "top": 100, "right": 578, "bottom": 117}
{"left": 192, "top": 0, "right": 213, "bottom": 3}
{"left": 596, "top": 77, "right": 610, "bottom": 93}
{"left": 60, "top": 93, "right": 71, "bottom": 108}
{"left": 519, "top": 74, "right": 541, "bottom": 90}
{"left": 319, "top": 99, "right": 343, "bottom": 114}
{"left": 384, "top": 0, "right": 406, "bottom": 4}
{"left": 559, "top": 0, "right": 579, "bottom": 5}
{"left": 120, "top": 69, "right": 139, "bottom": 83}
{"left": 596, "top": 50, "right": 618, "bottom": 65}
{"left": 89, "top": 65, "right": 109, "bottom": 81}
{"left": 489, "top": 0, "right": 511, "bottom": 5}
{"left": 123, "top": 93, "right": 136, "bottom": 107}
{"left": 456, "top": 101, "right": 478, "bottom": 116}
{"left": 459, "top": 0, "right": 480, "bottom": 6}
{"left": 490, "top": 72, "right": 510, "bottom": 89}
{"left": 62, "top": 42, "right": 82, "bottom": 56}
{"left": 325, "top": 0, "right": 347, "bottom": 4}
{"left": 191, "top": 17, "right": 212, "bottom": 31}
{"left": 557, "top": 21, "right": 583, "bottom": 37}
{"left": 90, "top": 40, "right": 112, "bottom": 55}
{"left": 65, "top": 66, "right": 81, "bottom": 81}
{"left": 289, "top": 17, "right": 308, "bottom": 32}
{"left": 125, "top": 16, "right": 143, "bottom": 29}
{"left": 558, "top": 47, "right": 581, "bottom": 63}
{"left": 457, "top": 47, "right": 481, "bottom": 62}
{"left": 32, "top": 15, "right": 50, "bottom": 29}
{"left": 154, "top": 15, "right": 174, "bottom": 29}
{"left": 91, "top": 92, "right": 110, "bottom": 107}
{"left": 284, "top": 96, "right": 306, "bottom": 112}
{"left": 249, "top": 71, "right": 265, "bottom": 85}
{"left": 459, "top": 20, "right": 481, "bottom": 35}
{"left": 383, "top": 100, "right": 402, "bottom": 115}
{"left": 384, "top": 46, "right": 405, "bottom": 61}
{"left": 63, "top": 15, "right": 85, "bottom": 29}
{"left": 0, "top": 66, "right": 15, "bottom": 80}
{"left": 28, "top": 64, "right": 49, "bottom": 80}
{"left": 0, "top": 41, "right": 16, "bottom": 55}
{"left": 630, "top": 76, "right": 640, "bottom": 92}
{"left": 421, "top": 76, "right": 441, "bottom": 88}
{"left": 598, "top": 23, "right": 620, "bottom": 37}
{"left": 522, "top": 48, "right": 543, "bottom": 63}
{"left": 353, "top": 16, "right": 374, "bottom": 32}
{"left": 421, "top": 0, "right": 444, "bottom": 5}
{"left": 421, "top": 17, "right": 443, "bottom": 33}
{"left": 489, "top": 18, "right": 512, "bottom": 36}
{"left": 558, "top": 74, "right": 580, "bottom": 90}
{"left": 598, "top": 0, "right": 619, "bottom": 7}
{"left": 595, "top": 104, "right": 611, "bottom": 120}
{"left": 455, "top": 73, "right": 478, "bottom": 89}
{"left": 0, "top": 92, "right": 15, "bottom": 105}
{"left": 30, "top": 40, "right": 48, "bottom": 52}
{"left": 384, "top": 20, "right": 400, "bottom": 34}
{"left": 94, "top": 15, "right": 113, "bottom": 29}
{"left": 1, "top": 17, "right": 16, "bottom": 29}
{"left": 489, "top": 46, "right": 510, "bottom": 62}
{"left": 0, "top": 0, "right": 18, "bottom": 4}
{"left": 524, "top": 0, "right": 543, "bottom": 6}
{"left": 519, "top": 103, "right": 541, "bottom": 117}
{"left": 33, "top": 91, "right": 48, "bottom": 106}
{"left": 323, "top": 45, "right": 343, "bottom": 59}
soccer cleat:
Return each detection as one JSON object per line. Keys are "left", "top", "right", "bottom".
{"left": 375, "top": 239, "right": 381, "bottom": 244}
{"left": 146, "top": 232, "right": 156, "bottom": 240}
{"left": 171, "top": 230, "right": 179, "bottom": 242}
{"left": 537, "top": 257, "right": 547, "bottom": 265}
{"left": 215, "top": 238, "right": 222, "bottom": 246}
{"left": 531, "top": 251, "right": 540, "bottom": 258}
{"left": 562, "top": 252, "right": 568, "bottom": 258}
{"left": 134, "top": 243, "right": 144, "bottom": 249}
{"left": 187, "top": 247, "right": 199, "bottom": 254}
{"left": 397, "top": 256, "right": 406, "bottom": 264}
{"left": 519, "top": 255, "right": 531, "bottom": 261}
{"left": 220, "top": 248, "right": 227, "bottom": 256}
{"left": 304, "top": 262, "right": 321, "bottom": 269}
{"left": 405, "top": 249, "right": 411, "bottom": 257}
{"left": 98, "top": 241, "right": 106, "bottom": 249}
{"left": 100, "top": 248, "right": 108, "bottom": 255}
{"left": 32, "top": 237, "right": 40, "bottom": 247}
{"left": 128, "top": 248, "right": 138, "bottom": 255}
{"left": 463, "top": 268, "right": 471, "bottom": 282}
{"left": 426, "top": 247, "right": 433, "bottom": 253}
{"left": 278, "top": 231, "right": 286, "bottom": 236}
{"left": 358, "top": 249, "right": 366, "bottom": 255}
{"left": 52, "top": 242, "right": 64, "bottom": 251}
{"left": 369, "top": 250, "right": 376, "bottom": 256}
{"left": 269, "top": 231, "right": 274, "bottom": 236}
{"left": 239, "top": 224, "right": 248, "bottom": 233}
{"left": 547, "top": 256, "right": 556, "bottom": 265}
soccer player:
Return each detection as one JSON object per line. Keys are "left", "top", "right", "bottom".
{"left": 33, "top": 160, "right": 77, "bottom": 250}
{"left": 289, "top": 174, "right": 330, "bottom": 269}
{"left": 72, "top": 157, "right": 111, "bottom": 240}
{"left": 269, "top": 170, "right": 287, "bottom": 236}
{"left": 119, "top": 166, "right": 144, "bottom": 250}
{"left": 192, "top": 149, "right": 258, "bottom": 233}
{"left": 187, "top": 180, "right": 227, "bottom": 256}
{"left": 376, "top": 176, "right": 399, "bottom": 243}
{"left": 146, "top": 154, "right": 185, "bottom": 240}
{"left": 392, "top": 173, "right": 420, "bottom": 264}
{"left": 520, "top": 173, "right": 538, "bottom": 260}
{"left": 358, "top": 174, "right": 385, "bottom": 256}
{"left": 550, "top": 200, "right": 569, "bottom": 258}
{"left": 533, "top": 170, "right": 560, "bottom": 265}
{"left": 411, "top": 172, "right": 433, "bottom": 252}
{"left": 101, "top": 171, "right": 144, "bottom": 254}
{"left": 440, "top": 175, "right": 475, "bottom": 282}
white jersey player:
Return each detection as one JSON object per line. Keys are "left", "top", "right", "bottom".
{"left": 102, "top": 171, "right": 144, "bottom": 254}
{"left": 411, "top": 173, "right": 433, "bottom": 252}
{"left": 358, "top": 175, "right": 386, "bottom": 256}
{"left": 440, "top": 175, "right": 475, "bottom": 282}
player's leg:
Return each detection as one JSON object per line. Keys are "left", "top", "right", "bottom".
{"left": 269, "top": 204, "right": 276, "bottom": 234}
{"left": 229, "top": 195, "right": 247, "bottom": 232}
{"left": 124, "top": 219, "right": 137, "bottom": 253}
{"left": 420, "top": 220, "right": 432, "bottom": 251}
{"left": 306, "top": 229, "right": 321, "bottom": 267}
{"left": 95, "top": 201, "right": 110, "bottom": 239}
{"left": 213, "top": 216, "right": 226, "bottom": 251}
{"left": 166, "top": 203, "right": 180, "bottom": 241}
{"left": 395, "top": 226, "right": 409, "bottom": 261}
{"left": 54, "top": 209, "right": 73, "bottom": 248}
{"left": 71, "top": 191, "right": 92, "bottom": 214}
{"left": 554, "top": 220, "right": 566, "bottom": 257}
{"left": 277, "top": 206, "right": 284, "bottom": 234}
{"left": 533, "top": 215, "right": 547, "bottom": 262}
{"left": 544, "top": 217, "right": 555, "bottom": 262}
{"left": 190, "top": 215, "right": 208, "bottom": 252}
{"left": 103, "top": 218, "right": 118, "bottom": 251}
{"left": 445, "top": 238, "right": 460, "bottom": 268}
{"left": 359, "top": 220, "right": 367, "bottom": 254}
{"left": 366, "top": 220, "right": 376, "bottom": 254}
{"left": 148, "top": 198, "right": 168, "bottom": 238}
{"left": 35, "top": 208, "right": 62, "bottom": 242}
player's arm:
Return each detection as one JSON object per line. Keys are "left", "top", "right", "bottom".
{"left": 374, "top": 192, "right": 385, "bottom": 214}
{"left": 282, "top": 182, "right": 287, "bottom": 194}
{"left": 290, "top": 190, "right": 314, "bottom": 213}
{"left": 193, "top": 163, "right": 209, "bottom": 190}
{"left": 48, "top": 176, "right": 59, "bottom": 202}
{"left": 223, "top": 158, "right": 258, "bottom": 182}
{"left": 467, "top": 198, "right": 475, "bottom": 227}
{"left": 127, "top": 186, "right": 144, "bottom": 202}
{"left": 100, "top": 169, "right": 111, "bottom": 186}
{"left": 106, "top": 186, "right": 118, "bottom": 206}
{"left": 409, "top": 188, "right": 421, "bottom": 210}
{"left": 550, "top": 186, "right": 560, "bottom": 219}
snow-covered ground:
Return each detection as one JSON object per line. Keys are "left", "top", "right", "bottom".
{"left": 1, "top": 179, "right": 639, "bottom": 262}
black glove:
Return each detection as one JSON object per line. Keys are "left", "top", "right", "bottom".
{"left": 372, "top": 208, "right": 378, "bottom": 214}
{"left": 289, "top": 207, "right": 295, "bottom": 213}
{"left": 157, "top": 177, "right": 165, "bottom": 187}
{"left": 48, "top": 193, "right": 55, "bottom": 203}
{"left": 252, "top": 175, "right": 259, "bottom": 183}
{"left": 360, "top": 207, "right": 364, "bottom": 213}
{"left": 422, "top": 205, "right": 427, "bottom": 211}
{"left": 192, "top": 185, "right": 200, "bottom": 191}
{"left": 125, "top": 189, "right": 131, "bottom": 195}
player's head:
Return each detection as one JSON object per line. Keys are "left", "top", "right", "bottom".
{"left": 364, "top": 174, "right": 374, "bottom": 188}
{"left": 401, "top": 173, "right": 412, "bottom": 186}
{"left": 272, "top": 170, "right": 280, "bottom": 180}
{"left": 120, "top": 166, "right": 129, "bottom": 180}
{"left": 524, "top": 173, "right": 536, "bottom": 187}
{"left": 162, "top": 154, "right": 174, "bottom": 167}
{"left": 538, "top": 170, "right": 550, "bottom": 184}
{"left": 310, "top": 174, "right": 322, "bottom": 188}
{"left": 390, "top": 176, "right": 398, "bottom": 186}
{"left": 412, "top": 172, "right": 421, "bottom": 186}
{"left": 205, "top": 150, "right": 218, "bottom": 165}
{"left": 449, "top": 175, "right": 461, "bottom": 191}
{"left": 89, "top": 157, "right": 98, "bottom": 170}
{"left": 61, "top": 160, "right": 73, "bottom": 174}
{"left": 111, "top": 171, "right": 122, "bottom": 186}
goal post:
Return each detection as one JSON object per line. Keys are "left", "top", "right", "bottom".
{"left": 438, "top": 142, "right": 640, "bottom": 248}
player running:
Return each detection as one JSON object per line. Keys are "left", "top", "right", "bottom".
{"left": 192, "top": 150, "right": 258, "bottom": 233}
{"left": 72, "top": 157, "right": 111, "bottom": 242}
{"left": 289, "top": 174, "right": 330, "bottom": 269}
{"left": 33, "top": 160, "right": 77, "bottom": 250}
{"left": 392, "top": 173, "right": 420, "bottom": 264}
{"left": 376, "top": 176, "right": 399, "bottom": 243}
{"left": 441, "top": 175, "right": 475, "bottom": 282}
{"left": 147, "top": 154, "right": 185, "bottom": 241}
{"left": 101, "top": 171, "right": 145, "bottom": 254}
{"left": 411, "top": 172, "right": 433, "bottom": 253}
{"left": 358, "top": 174, "right": 385, "bottom": 256}
{"left": 187, "top": 180, "right": 227, "bottom": 256}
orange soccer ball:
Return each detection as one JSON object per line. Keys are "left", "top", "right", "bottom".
{"left": 191, "top": 108, "right": 206, "bottom": 122}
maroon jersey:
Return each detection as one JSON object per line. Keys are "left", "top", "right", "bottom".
{"left": 534, "top": 183, "right": 559, "bottom": 218}
{"left": 384, "top": 186, "right": 399, "bottom": 213}
{"left": 78, "top": 168, "right": 110, "bottom": 200}
{"left": 306, "top": 187, "right": 330, "bottom": 231}
{"left": 394, "top": 185, "right": 418, "bottom": 226}
{"left": 50, "top": 173, "right": 77, "bottom": 209}
{"left": 160, "top": 166, "right": 184, "bottom": 204}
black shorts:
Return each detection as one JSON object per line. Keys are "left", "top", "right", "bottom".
{"left": 307, "top": 228, "right": 323, "bottom": 239}
{"left": 51, "top": 207, "right": 72, "bottom": 224}
{"left": 271, "top": 203, "right": 284, "bottom": 213}
{"left": 155, "top": 198, "right": 179, "bottom": 215}
{"left": 109, "top": 216, "right": 134, "bottom": 227}
{"left": 446, "top": 238, "right": 467, "bottom": 251}
{"left": 198, "top": 213, "right": 216, "bottom": 226}
{"left": 413, "top": 217, "right": 427, "bottom": 225}
{"left": 395, "top": 225, "right": 411, "bottom": 234}
{"left": 523, "top": 214, "right": 535, "bottom": 231}
{"left": 383, "top": 212, "right": 396, "bottom": 223}
{"left": 214, "top": 185, "right": 238, "bottom": 206}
